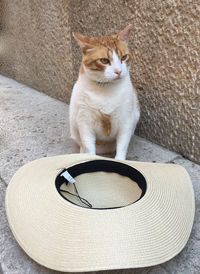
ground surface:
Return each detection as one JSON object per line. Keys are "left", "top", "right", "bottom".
{"left": 0, "top": 75, "right": 199, "bottom": 274}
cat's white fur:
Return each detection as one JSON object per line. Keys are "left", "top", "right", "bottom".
{"left": 69, "top": 51, "right": 140, "bottom": 160}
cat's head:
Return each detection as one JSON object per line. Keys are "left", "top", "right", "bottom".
{"left": 73, "top": 25, "right": 132, "bottom": 83}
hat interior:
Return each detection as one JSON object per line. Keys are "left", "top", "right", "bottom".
{"left": 55, "top": 160, "right": 147, "bottom": 210}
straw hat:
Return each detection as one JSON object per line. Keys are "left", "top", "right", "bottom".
{"left": 6, "top": 154, "right": 194, "bottom": 272}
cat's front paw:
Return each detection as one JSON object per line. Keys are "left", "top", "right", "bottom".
{"left": 115, "top": 154, "right": 126, "bottom": 161}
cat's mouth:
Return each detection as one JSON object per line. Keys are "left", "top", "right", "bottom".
{"left": 114, "top": 76, "right": 121, "bottom": 80}
{"left": 112, "top": 75, "right": 123, "bottom": 82}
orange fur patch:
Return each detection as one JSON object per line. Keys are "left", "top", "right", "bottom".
{"left": 80, "top": 35, "right": 131, "bottom": 71}
{"left": 100, "top": 112, "right": 111, "bottom": 136}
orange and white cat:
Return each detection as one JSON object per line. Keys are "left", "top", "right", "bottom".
{"left": 69, "top": 25, "right": 140, "bottom": 160}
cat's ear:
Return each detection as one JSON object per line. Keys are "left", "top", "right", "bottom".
{"left": 72, "top": 32, "right": 94, "bottom": 52}
{"left": 116, "top": 24, "right": 132, "bottom": 42}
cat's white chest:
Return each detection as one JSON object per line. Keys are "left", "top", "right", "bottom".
{"left": 72, "top": 77, "right": 133, "bottom": 140}
{"left": 84, "top": 88, "right": 122, "bottom": 115}
{"left": 70, "top": 74, "right": 138, "bottom": 144}
{"left": 81, "top": 90, "right": 120, "bottom": 140}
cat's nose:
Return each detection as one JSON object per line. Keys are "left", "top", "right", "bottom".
{"left": 114, "top": 69, "right": 122, "bottom": 76}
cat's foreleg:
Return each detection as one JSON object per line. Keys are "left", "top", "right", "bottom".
{"left": 115, "top": 109, "right": 139, "bottom": 160}
{"left": 115, "top": 132, "right": 132, "bottom": 160}
{"left": 115, "top": 120, "right": 137, "bottom": 160}
{"left": 79, "top": 124, "right": 96, "bottom": 155}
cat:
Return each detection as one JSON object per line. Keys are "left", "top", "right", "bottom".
{"left": 69, "top": 25, "right": 140, "bottom": 160}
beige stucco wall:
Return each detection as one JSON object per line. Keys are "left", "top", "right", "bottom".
{"left": 0, "top": 0, "right": 73, "bottom": 102}
{"left": 0, "top": 0, "right": 199, "bottom": 163}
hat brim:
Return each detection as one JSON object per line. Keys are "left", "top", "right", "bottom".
{"left": 6, "top": 154, "right": 195, "bottom": 272}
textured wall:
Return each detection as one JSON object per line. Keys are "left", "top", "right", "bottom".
{"left": 0, "top": 0, "right": 199, "bottom": 163}
{"left": 0, "top": 0, "right": 73, "bottom": 102}
{"left": 69, "top": 0, "right": 200, "bottom": 164}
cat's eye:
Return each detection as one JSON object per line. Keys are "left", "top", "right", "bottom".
{"left": 121, "top": 54, "right": 128, "bottom": 62}
{"left": 100, "top": 58, "right": 110, "bottom": 65}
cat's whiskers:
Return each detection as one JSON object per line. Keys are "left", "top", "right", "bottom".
{"left": 95, "top": 77, "right": 111, "bottom": 86}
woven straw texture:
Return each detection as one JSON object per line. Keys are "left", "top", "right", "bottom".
{"left": 6, "top": 154, "right": 195, "bottom": 272}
